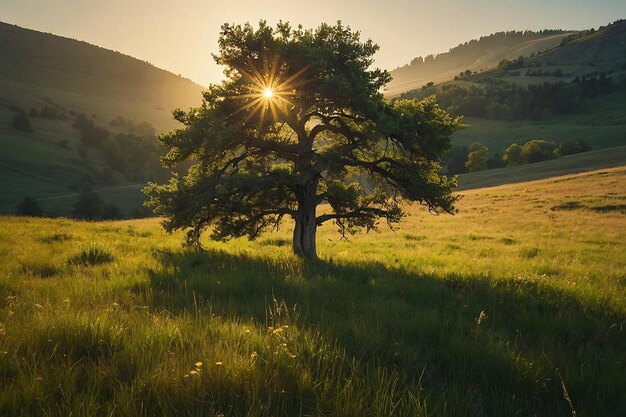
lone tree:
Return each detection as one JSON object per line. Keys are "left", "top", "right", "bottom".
{"left": 144, "top": 21, "right": 464, "bottom": 260}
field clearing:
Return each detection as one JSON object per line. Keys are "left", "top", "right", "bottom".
{"left": 0, "top": 167, "right": 624, "bottom": 416}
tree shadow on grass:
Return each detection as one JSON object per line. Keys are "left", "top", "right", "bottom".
{"left": 139, "top": 247, "right": 625, "bottom": 417}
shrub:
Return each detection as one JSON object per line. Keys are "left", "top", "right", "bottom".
{"left": 502, "top": 143, "right": 524, "bottom": 167}
{"left": 71, "top": 185, "right": 102, "bottom": 220}
{"left": 465, "top": 143, "right": 488, "bottom": 172}
{"left": 21, "top": 260, "right": 60, "bottom": 278}
{"left": 69, "top": 243, "right": 114, "bottom": 266}
{"left": 16, "top": 197, "right": 43, "bottom": 217}
{"left": 521, "top": 140, "right": 558, "bottom": 163}
{"left": 101, "top": 204, "right": 123, "bottom": 220}
{"left": 558, "top": 139, "right": 591, "bottom": 156}
{"left": 102, "top": 138, "right": 127, "bottom": 172}
{"left": 443, "top": 145, "right": 469, "bottom": 175}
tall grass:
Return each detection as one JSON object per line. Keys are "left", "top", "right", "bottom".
{"left": 0, "top": 167, "right": 624, "bottom": 416}
{"left": 69, "top": 243, "right": 114, "bottom": 265}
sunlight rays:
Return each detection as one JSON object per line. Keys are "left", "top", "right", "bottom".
{"left": 229, "top": 56, "right": 309, "bottom": 129}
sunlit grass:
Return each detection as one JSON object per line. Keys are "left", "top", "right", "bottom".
{"left": 0, "top": 167, "right": 624, "bottom": 416}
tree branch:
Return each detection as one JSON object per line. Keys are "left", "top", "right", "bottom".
{"left": 316, "top": 207, "right": 388, "bottom": 225}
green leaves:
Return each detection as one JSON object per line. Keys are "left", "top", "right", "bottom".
{"left": 145, "top": 21, "right": 463, "bottom": 256}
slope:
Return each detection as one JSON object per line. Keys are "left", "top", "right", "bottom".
{"left": 386, "top": 30, "right": 576, "bottom": 96}
{"left": 0, "top": 22, "right": 204, "bottom": 131}
{"left": 0, "top": 22, "right": 208, "bottom": 216}
{"left": 399, "top": 20, "right": 626, "bottom": 158}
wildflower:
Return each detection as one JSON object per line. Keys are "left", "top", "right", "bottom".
{"left": 189, "top": 370, "right": 199, "bottom": 375}
{"left": 194, "top": 361, "right": 203, "bottom": 368}
{"left": 215, "top": 361, "right": 223, "bottom": 366}
{"left": 477, "top": 310, "right": 487, "bottom": 325}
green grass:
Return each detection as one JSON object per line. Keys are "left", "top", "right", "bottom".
{"left": 0, "top": 167, "right": 624, "bottom": 416}
{"left": 68, "top": 243, "right": 115, "bottom": 266}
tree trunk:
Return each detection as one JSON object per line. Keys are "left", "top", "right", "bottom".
{"left": 292, "top": 179, "right": 318, "bottom": 261}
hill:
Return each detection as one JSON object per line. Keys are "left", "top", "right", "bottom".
{"left": 0, "top": 167, "right": 624, "bottom": 416}
{"left": 0, "top": 22, "right": 208, "bottom": 217}
{"left": 385, "top": 29, "right": 576, "bottom": 96}
{"left": 493, "top": 19, "right": 626, "bottom": 87}
{"left": 0, "top": 22, "right": 204, "bottom": 131}
{"left": 0, "top": 103, "right": 161, "bottom": 218}
{"left": 398, "top": 20, "right": 626, "bottom": 163}
{"left": 456, "top": 145, "right": 626, "bottom": 190}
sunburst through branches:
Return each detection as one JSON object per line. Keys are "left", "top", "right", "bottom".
{"left": 230, "top": 56, "right": 309, "bottom": 129}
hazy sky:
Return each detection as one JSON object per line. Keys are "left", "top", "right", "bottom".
{"left": 2, "top": 1, "right": 625, "bottom": 86}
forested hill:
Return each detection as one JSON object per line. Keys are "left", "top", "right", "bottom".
{"left": 0, "top": 22, "right": 204, "bottom": 131}
{"left": 398, "top": 19, "right": 626, "bottom": 124}
{"left": 386, "top": 29, "right": 575, "bottom": 96}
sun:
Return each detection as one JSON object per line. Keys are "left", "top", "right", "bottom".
{"left": 229, "top": 58, "right": 310, "bottom": 128}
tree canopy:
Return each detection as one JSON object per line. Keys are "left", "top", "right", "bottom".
{"left": 144, "top": 21, "right": 464, "bottom": 260}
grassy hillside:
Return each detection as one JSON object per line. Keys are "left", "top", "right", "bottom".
{"left": 406, "top": 20, "right": 626, "bottom": 155}
{"left": 389, "top": 20, "right": 626, "bottom": 97}
{"left": 0, "top": 105, "right": 149, "bottom": 217}
{"left": 457, "top": 145, "right": 626, "bottom": 190}
{"left": 452, "top": 89, "right": 626, "bottom": 153}
{"left": 386, "top": 30, "right": 575, "bottom": 96}
{"left": 0, "top": 168, "right": 624, "bottom": 416}
{"left": 0, "top": 22, "right": 208, "bottom": 217}
{"left": 507, "top": 19, "right": 626, "bottom": 84}
{"left": 0, "top": 22, "right": 204, "bottom": 132}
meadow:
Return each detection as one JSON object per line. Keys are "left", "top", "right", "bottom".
{"left": 0, "top": 167, "right": 624, "bottom": 416}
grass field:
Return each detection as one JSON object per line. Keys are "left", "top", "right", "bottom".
{"left": 0, "top": 167, "right": 624, "bottom": 416}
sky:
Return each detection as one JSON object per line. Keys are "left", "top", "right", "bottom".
{"left": 1, "top": 0, "right": 625, "bottom": 87}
